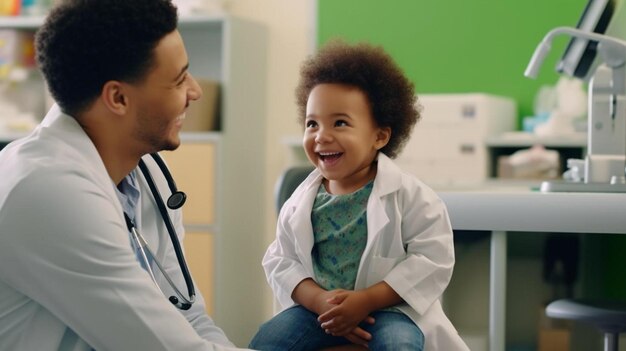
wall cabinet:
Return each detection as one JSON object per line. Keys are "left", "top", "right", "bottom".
{"left": 179, "top": 17, "right": 269, "bottom": 345}
{"left": 161, "top": 136, "right": 218, "bottom": 314}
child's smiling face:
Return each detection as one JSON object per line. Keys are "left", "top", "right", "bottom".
{"left": 303, "top": 83, "right": 390, "bottom": 194}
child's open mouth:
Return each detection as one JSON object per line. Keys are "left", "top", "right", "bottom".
{"left": 318, "top": 152, "right": 343, "bottom": 165}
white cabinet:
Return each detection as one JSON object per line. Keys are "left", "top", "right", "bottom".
{"left": 395, "top": 93, "right": 516, "bottom": 186}
{"left": 0, "top": 14, "right": 268, "bottom": 345}
{"left": 161, "top": 135, "right": 219, "bottom": 315}
{"left": 180, "top": 17, "right": 269, "bottom": 345}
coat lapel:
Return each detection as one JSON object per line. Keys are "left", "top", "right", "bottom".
{"left": 360, "top": 154, "right": 401, "bottom": 264}
{"left": 287, "top": 170, "right": 323, "bottom": 274}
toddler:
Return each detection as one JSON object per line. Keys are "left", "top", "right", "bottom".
{"left": 250, "top": 40, "right": 468, "bottom": 351}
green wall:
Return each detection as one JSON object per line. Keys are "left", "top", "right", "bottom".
{"left": 318, "top": 0, "right": 588, "bottom": 128}
{"left": 318, "top": 1, "right": 625, "bottom": 297}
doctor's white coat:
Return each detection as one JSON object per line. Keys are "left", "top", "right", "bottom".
{"left": 263, "top": 154, "right": 469, "bottom": 351}
{"left": 0, "top": 106, "right": 248, "bottom": 351}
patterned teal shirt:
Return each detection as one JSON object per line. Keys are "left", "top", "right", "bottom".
{"left": 311, "top": 181, "right": 373, "bottom": 290}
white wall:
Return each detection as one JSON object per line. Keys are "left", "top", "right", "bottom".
{"left": 217, "top": 0, "right": 316, "bottom": 345}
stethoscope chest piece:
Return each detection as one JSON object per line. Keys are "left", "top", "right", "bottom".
{"left": 167, "top": 191, "right": 187, "bottom": 210}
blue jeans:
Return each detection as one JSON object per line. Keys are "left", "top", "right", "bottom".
{"left": 249, "top": 305, "right": 424, "bottom": 351}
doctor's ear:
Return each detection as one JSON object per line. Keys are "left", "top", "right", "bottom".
{"left": 101, "top": 81, "right": 129, "bottom": 115}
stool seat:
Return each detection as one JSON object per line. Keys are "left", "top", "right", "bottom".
{"left": 547, "top": 299, "right": 626, "bottom": 351}
{"left": 547, "top": 299, "right": 626, "bottom": 332}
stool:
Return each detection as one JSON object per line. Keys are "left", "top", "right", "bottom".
{"left": 546, "top": 299, "right": 626, "bottom": 351}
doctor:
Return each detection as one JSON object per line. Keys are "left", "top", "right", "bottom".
{"left": 0, "top": 0, "right": 250, "bottom": 350}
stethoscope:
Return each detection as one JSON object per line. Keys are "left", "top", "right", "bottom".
{"left": 123, "top": 153, "right": 195, "bottom": 310}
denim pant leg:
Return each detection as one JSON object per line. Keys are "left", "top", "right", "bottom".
{"left": 249, "top": 305, "right": 351, "bottom": 351}
{"left": 361, "top": 311, "right": 424, "bottom": 351}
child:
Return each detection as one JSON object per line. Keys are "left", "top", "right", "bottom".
{"left": 250, "top": 41, "right": 469, "bottom": 351}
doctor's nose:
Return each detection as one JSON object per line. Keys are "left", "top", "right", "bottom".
{"left": 187, "top": 74, "right": 203, "bottom": 102}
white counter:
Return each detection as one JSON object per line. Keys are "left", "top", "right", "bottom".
{"left": 439, "top": 190, "right": 626, "bottom": 234}
{"left": 437, "top": 187, "right": 626, "bottom": 351}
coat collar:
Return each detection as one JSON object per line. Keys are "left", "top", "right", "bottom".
{"left": 371, "top": 152, "right": 403, "bottom": 196}
{"left": 38, "top": 104, "right": 124, "bottom": 218}
{"left": 289, "top": 152, "right": 403, "bottom": 200}
{"left": 285, "top": 153, "right": 403, "bottom": 270}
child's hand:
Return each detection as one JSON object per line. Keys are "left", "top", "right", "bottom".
{"left": 317, "top": 290, "right": 374, "bottom": 336}
{"left": 343, "top": 316, "right": 375, "bottom": 346}
{"left": 313, "top": 289, "right": 342, "bottom": 315}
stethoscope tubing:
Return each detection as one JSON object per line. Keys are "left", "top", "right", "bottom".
{"left": 134, "top": 153, "right": 196, "bottom": 310}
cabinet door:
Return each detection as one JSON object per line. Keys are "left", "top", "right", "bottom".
{"left": 161, "top": 142, "right": 216, "bottom": 225}
{"left": 183, "top": 231, "right": 214, "bottom": 315}
{"left": 161, "top": 141, "right": 217, "bottom": 314}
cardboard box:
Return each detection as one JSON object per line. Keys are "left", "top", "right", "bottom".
{"left": 183, "top": 79, "right": 220, "bottom": 132}
{"left": 538, "top": 328, "right": 570, "bottom": 351}
{"left": 538, "top": 305, "right": 572, "bottom": 351}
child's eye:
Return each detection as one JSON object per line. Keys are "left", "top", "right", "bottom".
{"left": 335, "top": 120, "right": 348, "bottom": 127}
{"left": 305, "top": 120, "right": 317, "bottom": 128}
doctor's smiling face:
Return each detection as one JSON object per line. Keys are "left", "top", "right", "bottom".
{"left": 126, "top": 30, "right": 202, "bottom": 153}
{"left": 303, "top": 83, "right": 390, "bottom": 195}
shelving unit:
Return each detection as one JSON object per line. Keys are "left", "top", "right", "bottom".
{"left": 486, "top": 132, "right": 587, "bottom": 178}
{"left": 0, "top": 15, "right": 45, "bottom": 29}
{"left": 0, "top": 14, "right": 268, "bottom": 345}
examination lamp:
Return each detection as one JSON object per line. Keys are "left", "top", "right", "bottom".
{"left": 524, "top": 26, "right": 626, "bottom": 94}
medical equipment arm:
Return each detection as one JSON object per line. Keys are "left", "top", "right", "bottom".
{"left": 525, "top": 27, "right": 626, "bottom": 191}
{"left": 525, "top": 26, "right": 626, "bottom": 94}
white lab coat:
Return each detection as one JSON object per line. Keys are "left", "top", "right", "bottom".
{"left": 263, "top": 154, "right": 469, "bottom": 351}
{"left": 0, "top": 105, "right": 249, "bottom": 351}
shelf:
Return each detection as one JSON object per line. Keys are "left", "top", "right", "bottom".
{"left": 0, "top": 15, "right": 45, "bottom": 29}
{"left": 179, "top": 14, "right": 228, "bottom": 27}
{"left": 486, "top": 132, "right": 586, "bottom": 148}
{"left": 180, "top": 131, "right": 220, "bottom": 143}
{"left": 0, "top": 14, "right": 228, "bottom": 30}
{"left": 2, "top": 131, "right": 220, "bottom": 144}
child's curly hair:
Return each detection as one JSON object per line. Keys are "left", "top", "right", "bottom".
{"left": 295, "top": 40, "right": 420, "bottom": 159}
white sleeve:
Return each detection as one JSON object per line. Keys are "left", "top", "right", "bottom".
{"left": 0, "top": 167, "right": 250, "bottom": 351}
{"left": 383, "top": 182, "right": 455, "bottom": 315}
{"left": 262, "top": 201, "right": 311, "bottom": 309}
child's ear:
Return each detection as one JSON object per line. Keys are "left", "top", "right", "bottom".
{"left": 375, "top": 127, "right": 391, "bottom": 150}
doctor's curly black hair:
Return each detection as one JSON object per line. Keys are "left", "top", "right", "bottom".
{"left": 295, "top": 40, "right": 420, "bottom": 159}
{"left": 35, "top": 0, "right": 178, "bottom": 117}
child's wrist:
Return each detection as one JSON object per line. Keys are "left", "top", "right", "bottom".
{"left": 311, "top": 291, "right": 328, "bottom": 314}
{"left": 357, "top": 290, "right": 377, "bottom": 313}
